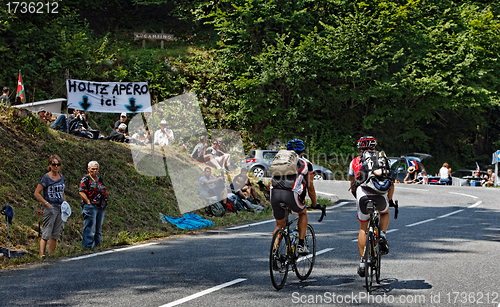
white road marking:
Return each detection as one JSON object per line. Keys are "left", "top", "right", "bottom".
{"left": 228, "top": 201, "right": 348, "bottom": 230}
{"left": 159, "top": 278, "right": 247, "bottom": 307}
{"left": 437, "top": 210, "right": 464, "bottom": 219}
{"left": 396, "top": 187, "right": 429, "bottom": 192}
{"left": 62, "top": 242, "right": 159, "bottom": 262}
{"left": 297, "top": 248, "right": 335, "bottom": 262}
{"left": 113, "top": 242, "right": 159, "bottom": 252}
{"left": 327, "top": 202, "right": 349, "bottom": 210}
{"left": 227, "top": 219, "right": 274, "bottom": 230}
{"left": 406, "top": 218, "right": 436, "bottom": 227}
{"left": 468, "top": 201, "right": 482, "bottom": 208}
{"left": 449, "top": 192, "right": 478, "bottom": 199}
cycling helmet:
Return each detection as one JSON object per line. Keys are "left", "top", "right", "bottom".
{"left": 357, "top": 136, "right": 377, "bottom": 150}
{"left": 286, "top": 138, "right": 305, "bottom": 152}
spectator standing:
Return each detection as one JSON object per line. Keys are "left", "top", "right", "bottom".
{"left": 79, "top": 161, "right": 107, "bottom": 249}
{"left": 439, "top": 163, "right": 451, "bottom": 185}
{"left": 114, "top": 112, "right": 129, "bottom": 138}
{"left": 33, "top": 155, "right": 66, "bottom": 258}
{"left": 154, "top": 120, "right": 174, "bottom": 146}
{"left": 0, "top": 87, "right": 10, "bottom": 106}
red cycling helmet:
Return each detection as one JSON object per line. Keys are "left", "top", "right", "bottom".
{"left": 357, "top": 136, "right": 377, "bottom": 150}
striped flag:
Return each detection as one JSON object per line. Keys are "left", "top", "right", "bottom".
{"left": 476, "top": 162, "right": 480, "bottom": 171}
{"left": 16, "top": 71, "right": 25, "bottom": 103}
{"left": 407, "top": 159, "right": 418, "bottom": 170}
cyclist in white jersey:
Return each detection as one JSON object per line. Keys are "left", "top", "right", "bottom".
{"left": 349, "top": 136, "right": 395, "bottom": 277}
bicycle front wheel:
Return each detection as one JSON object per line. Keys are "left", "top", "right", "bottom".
{"left": 270, "top": 229, "right": 289, "bottom": 290}
{"left": 364, "top": 232, "right": 373, "bottom": 292}
{"left": 295, "top": 224, "right": 316, "bottom": 280}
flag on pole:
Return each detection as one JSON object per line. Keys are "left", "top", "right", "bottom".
{"left": 476, "top": 162, "right": 480, "bottom": 171}
{"left": 16, "top": 71, "right": 25, "bottom": 104}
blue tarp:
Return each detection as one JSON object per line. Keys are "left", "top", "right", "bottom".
{"left": 159, "top": 212, "right": 214, "bottom": 230}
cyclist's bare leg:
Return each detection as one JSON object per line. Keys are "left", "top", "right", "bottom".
{"left": 273, "top": 218, "right": 286, "bottom": 236}
{"left": 379, "top": 211, "right": 390, "bottom": 233}
{"left": 273, "top": 218, "right": 286, "bottom": 249}
{"left": 358, "top": 220, "right": 369, "bottom": 258}
{"left": 297, "top": 209, "right": 308, "bottom": 240}
{"left": 388, "top": 185, "right": 395, "bottom": 202}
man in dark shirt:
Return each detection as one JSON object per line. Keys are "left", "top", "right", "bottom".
{"left": 114, "top": 112, "right": 129, "bottom": 138}
{"left": 105, "top": 123, "right": 127, "bottom": 142}
{"left": 0, "top": 87, "right": 10, "bottom": 106}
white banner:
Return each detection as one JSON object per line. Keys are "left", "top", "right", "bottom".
{"left": 66, "top": 79, "right": 151, "bottom": 113}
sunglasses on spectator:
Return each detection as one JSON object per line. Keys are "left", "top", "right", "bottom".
{"left": 90, "top": 168, "right": 98, "bottom": 171}
{"left": 52, "top": 163, "right": 61, "bottom": 167}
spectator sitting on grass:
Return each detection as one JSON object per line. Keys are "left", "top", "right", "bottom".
{"left": 191, "top": 136, "right": 224, "bottom": 169}
{"left": 50, "top": 113, "right": 68, "bottom": 132}
{"left": 114, "top": 112, "right": 130, "bottom": 138}
{"left": 199, "top": 167, "right": 227, "bottom": 206}
{"left": 37, "top": 107, "right": 47, "bottom": 123}
{"left": 231, "top": 168, "right": 260, "bottom": 204}
{"left": 483, "top": 168, "right": 496, "bottom": 187}
{"left": 105, "top": 123, "right": 127, "bottom": 142}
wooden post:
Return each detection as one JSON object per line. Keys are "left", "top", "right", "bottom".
{"left": 161, "top": 29, "right": 164, "bottom": 49}
{"left": 142, "top": 30, "right": 146, "bottom": 49}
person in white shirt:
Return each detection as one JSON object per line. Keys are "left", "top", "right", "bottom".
{"left": 439, "top": 162, "right": 451, "bottom": 185}
{"left": 154, "top": 120, "right": 174, "bottom": 146}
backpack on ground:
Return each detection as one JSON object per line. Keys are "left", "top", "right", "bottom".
{"left": 228, "top": 194, "right": 245, "bottom": 211}
{"left": 224, "top": 197, "right": 238, "bottom": 213}
{"left": 205, "top": 201, "right": 226, "bottom": 217}
{"left": 355, "top": 150, "right": 393, "bottom": 195}
{"left": 270, "top": 150, "right": 299, "bottom": 176}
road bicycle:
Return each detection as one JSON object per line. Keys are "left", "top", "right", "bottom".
{"left": 363, "top": 199, "right": 398, "bottom": 292}
{"left": 269, "top": 203, "right": 326, "bottom": 290}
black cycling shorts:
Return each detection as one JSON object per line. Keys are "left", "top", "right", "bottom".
{"left": 357, "top": 192, "right": 389, "bottom": 222}
{"left": 270, "top": 188, "right": 306, "bottom": 220}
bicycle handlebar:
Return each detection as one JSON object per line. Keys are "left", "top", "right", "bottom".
{"left": 307, "top": 205, "right": 327, "bottom": 222}
{"left": 389, "top": 200, "right": 399, "bottom": 219}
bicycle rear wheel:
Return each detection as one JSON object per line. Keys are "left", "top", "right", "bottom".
{"left": 364, "top": 233, "right": 373, "bottom": 292}
{"left": 294, "top": 224, "right": 316, "bottom": 280}
{"left": 270, "top": 229, "right": 289, "bottom": 290}
{"left": 375, "top": 228, "right": 381, "bottom": 284}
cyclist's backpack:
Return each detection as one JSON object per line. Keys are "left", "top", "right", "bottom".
{"left": 205, "top": 201, "right": 226, "bottom": 217}
{"left": 355, "top": 150, "right": 393, "bottom": 195}
{"left": 270, "top": 150, "right": 299, "bottom": 176}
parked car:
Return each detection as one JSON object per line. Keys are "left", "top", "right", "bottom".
{"left": 389, "top": 153, "right": 432, "bottom": 183}
{"left": 450, "top": 169, "right": 487, "bottom": 186}
{"left": 241, "top": 150, "right": 334, "bottom": 180}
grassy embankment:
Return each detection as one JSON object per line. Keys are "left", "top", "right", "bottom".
{"left": 0, "top": 105, "right": 278, "bottom": 269}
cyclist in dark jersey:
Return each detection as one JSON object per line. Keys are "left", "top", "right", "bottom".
{"left": 270, "top": 139, "right": 319, "bottom": 255}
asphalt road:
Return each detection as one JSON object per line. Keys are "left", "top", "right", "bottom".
{"left": 0, "top": 181, "right": 499, "bottom": 307}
